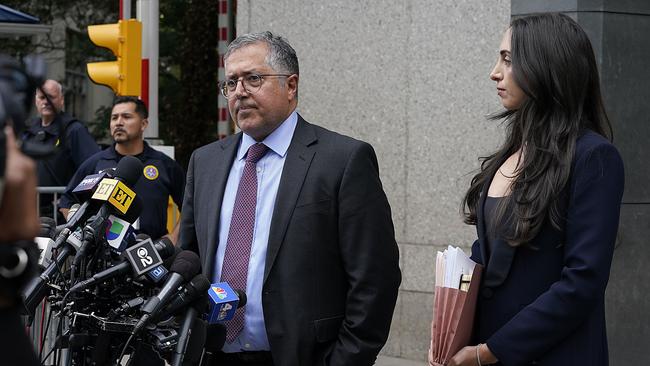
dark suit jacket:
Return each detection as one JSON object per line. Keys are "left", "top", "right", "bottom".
{"left": 179, "top": 115, "right": 401, "bottom": 366}
{"left": 470, "top": 130, "right": 624, "bottom": 366}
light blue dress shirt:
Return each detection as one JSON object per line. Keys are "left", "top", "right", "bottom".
{"left": 214, "top": 110, "right": 298, "bottom": 352}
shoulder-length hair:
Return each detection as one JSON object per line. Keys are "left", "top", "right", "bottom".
{"left": 462, "top": 12, "right": 612, "bottom": 246}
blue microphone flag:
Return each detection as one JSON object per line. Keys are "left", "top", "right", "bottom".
{"left": 208, "top": 282, "right": 240, "bottom": 324}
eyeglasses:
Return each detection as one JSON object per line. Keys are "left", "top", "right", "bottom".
{"left": 220, "top": 74, "right": 292, "bottom": 98}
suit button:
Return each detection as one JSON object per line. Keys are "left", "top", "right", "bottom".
{"left": 481, "top": 287, "right": 494, "bottom": 298}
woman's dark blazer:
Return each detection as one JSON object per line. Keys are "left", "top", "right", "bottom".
{"left": 470, "top": 130, "right": 624, "bottom": 366}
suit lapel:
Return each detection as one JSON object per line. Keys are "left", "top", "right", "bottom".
{"left": 264, "top": 116, "right": 317, "bottom": 283}
{"left": 202, "top": 134, "right": 240, "bottom": 274}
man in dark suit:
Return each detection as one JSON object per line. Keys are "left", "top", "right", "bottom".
{"left": 179, "top": 31, "right": 401, "bottom": 366}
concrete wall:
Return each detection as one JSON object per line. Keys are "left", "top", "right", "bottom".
{"left": 237, "top": 0, "right": 509, "bottom": 360}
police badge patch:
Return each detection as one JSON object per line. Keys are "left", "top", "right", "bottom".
{"left": 143, "top": 165, "right": 159, "bottom": 180}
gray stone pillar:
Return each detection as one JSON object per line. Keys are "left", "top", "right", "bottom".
{"left": 511, "top": 1, "right": 650, "bottom": 365}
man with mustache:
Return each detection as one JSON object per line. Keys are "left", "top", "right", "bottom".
{"left": 59, "top": 96, "right": 185, "bottom": 245}
{"left": 22, "top": 79, "right": 100, "bottom": 220}
{"left": 179, "top": 32, "right": 401, "bottom": 365}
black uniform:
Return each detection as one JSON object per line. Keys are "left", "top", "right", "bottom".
{"left": 60, "top": 142, "right": 185, "bottom": 240}
{"left": 22, "top": 113, "right": 100, "bottom": 217}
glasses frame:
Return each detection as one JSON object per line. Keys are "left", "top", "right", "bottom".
{"left": 220, "top": 74, "right": 293, "bottom": 98}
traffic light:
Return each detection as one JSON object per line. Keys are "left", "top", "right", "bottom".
{"left": 87, "top": 19, "right": 142, "bottom": 96}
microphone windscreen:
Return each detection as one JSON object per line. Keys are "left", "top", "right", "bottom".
{"left": 204, "top": 323, "right": 227, "bottom": 352}
{"left": 136, "top": 233, "right": 151, "bottom": 242}
{"left": 114, "top": 155, "right": 144, "bottom": 186}
{"left": 156, "top": 237, "right": 177, "bottom": 259}
{"left": 162, "top": 246, "right": 182, "bottom": 268}
{"left": 190, "top": 274, "right": 211, "bottom": 293}
{"left": 119, "top": 195, "right": 143, "bottom": 223}
{"left": 170, "top": 251, "right": 201, "bottom": 282}
{"left": 39, "top": 217, "right": 56, "bottom": 238}
{"left": 234, "top": 289, "right": 247, "bottom": 308}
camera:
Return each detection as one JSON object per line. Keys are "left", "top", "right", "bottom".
{"left": 0, "top": 54, "right": 47, "bottom": 171}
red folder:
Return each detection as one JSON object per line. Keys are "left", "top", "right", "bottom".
{"left": 428, "top": 261, "right": 483, "bottom": 365}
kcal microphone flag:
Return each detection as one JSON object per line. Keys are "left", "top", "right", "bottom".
{"left": 208, "top": 282, "right": 240, "bottom": 324}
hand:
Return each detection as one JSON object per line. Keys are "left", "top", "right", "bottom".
{"left": 448, "top": 344, "right": 498, "bottom": 366}
{"left": 448, "top": 346, "right": 479, "bottom": 366}
{"left": 0, "top": 126, "right": 39, "bottom": 242}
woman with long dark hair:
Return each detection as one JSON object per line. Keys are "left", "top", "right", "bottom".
{"left": 448, "top": 13, "right": 624, "bottom": 366}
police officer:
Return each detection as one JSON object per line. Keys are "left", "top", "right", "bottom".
{"left": 22, "top": 80, "right": 100, "bottom": 219}
{"left": 59, "top": 96, "right": 185, "bottom": 243}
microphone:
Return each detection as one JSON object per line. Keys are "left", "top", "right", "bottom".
{"left": 73, "top": 156, "right": 143, "bottom": 227}
{"left": 65, "top": 203, "right": 81, "bottom": 222}
{"left": 207, "top": 282, "right": 247, "bottom": 324}
{"left": 54, "top": 157, "right": 143, "bottom": 249}
{"left": 24, "top": 158, "right": 143, "bottom": 316}
{"left": 105, "top": 215, "right": 136, "bottom": 253}
{"left": 172, "top": 307, "right": 207, "bottom": 366}
{"left": 132, "top": 235, "right": 180, "bottom": 284}
{"left": 67, "top": 237, "right": 176, "bottom": 293}
{"left": 22, "top": 244, "right": 74, "bottom": 315}
{"left": 71, "top": 171, "right": 109, "bottom": 198}
{"left": 70, "top": 183, "right": 143, "bottom": 269}
{"left": 133, "top": 251, "right": 201, "bottom": 334}
{"left": 153, "top": 274, "right": 210, "bottom": 321}
{"left": 34, "top": 236, "right": 55, "bottom": 268}
{"left": 69, "top": 197, "right": 143, "bottom": 282}
{"left": 39, "top": 217, "right": 57, "bottom": 239}
{"left": 61, "top": 170, "right": 114, "bottom": 232}
{"left": 200, "top": 324, "right": 227, "bottom": 365}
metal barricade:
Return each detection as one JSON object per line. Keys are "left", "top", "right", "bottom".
{"left": 30, "top": 186, "right": 67, "bottom": 365}
{"left": 36, "top": 186, "right": 67, "bottom": 225}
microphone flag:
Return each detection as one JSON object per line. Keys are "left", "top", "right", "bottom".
{"left": 208, "top": 282, "right": 240, "bottom": 324}
{"left": 91, "top": 178, "right": 137, "bottom": 214}
{"left": 124, "top": 238, "right": 164, "bottom": 276}
{"left": 105, "top": 215, "right": 133, "bottom": 252}
{"left": 72, "top": 172, "right": 107, "bottom": 195}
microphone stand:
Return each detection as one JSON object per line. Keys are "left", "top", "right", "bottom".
{"left": 171, "top": 306, "right": 197, "bottom": 366}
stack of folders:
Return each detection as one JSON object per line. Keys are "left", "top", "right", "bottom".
{"left": 428, "top": 246, "right": 483, "bottom": 366}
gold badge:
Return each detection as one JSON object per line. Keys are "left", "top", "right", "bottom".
{"left": 143, "top": 165, "right": 159, "bottom": 180}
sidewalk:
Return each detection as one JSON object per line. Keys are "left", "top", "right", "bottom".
{"left": 376, "top": 355, "right": 425, "bottom": 366}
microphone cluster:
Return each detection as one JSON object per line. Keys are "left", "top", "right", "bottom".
{"left": 22, "top": 155, "right": 247, "bottom": 365}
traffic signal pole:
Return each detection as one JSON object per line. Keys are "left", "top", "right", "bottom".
{"left": 137, "top": 0, "right": 159, "bottom": 139}
{"left": 120, "top": 0, "right": 131, "bottom": 19}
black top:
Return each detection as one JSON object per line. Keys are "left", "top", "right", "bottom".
{"left": 22, "top": 113, "right": 100, "bottom": 187}
{"left": 483, "top": 195, "right": 505, "bottom": 257}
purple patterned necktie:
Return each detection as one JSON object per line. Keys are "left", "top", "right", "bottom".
{"left": 221, "top": 142, "right": 269, "bottom": 342}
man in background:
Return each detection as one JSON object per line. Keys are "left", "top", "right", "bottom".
{"left": 60, "top": 96, "right": 185, "bottom": 244}
{"left": 22, "top": 79, "right": 99, "bottom": 219}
